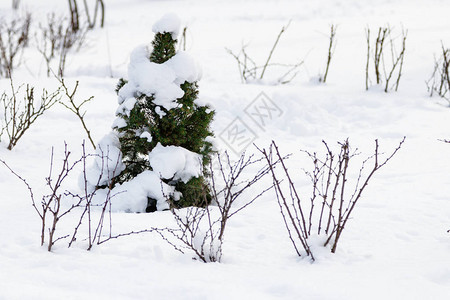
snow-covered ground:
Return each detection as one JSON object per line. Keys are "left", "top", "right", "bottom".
{"left": 1, "top": 0, "right": 450, "bottom": 299}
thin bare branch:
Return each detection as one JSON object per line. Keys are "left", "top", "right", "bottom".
{"left": 260, "top": 21, "right": 291, "bottom": 79}
{"left": 56, "top": 77, "right": 96, "bottom": 149}
{"left": 321, "top": 24, "right": 337, "bottom": 83}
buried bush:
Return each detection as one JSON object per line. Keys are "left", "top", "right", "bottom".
{"left": 85, "top": 14, "right": 214, "bottom": 212}
{"left": 260, "top": 137, "right": 405, "bottom": 261}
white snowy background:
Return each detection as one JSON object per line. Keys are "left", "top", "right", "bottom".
{"left": 0, "top": 0, "right": 449, "bottom": 299}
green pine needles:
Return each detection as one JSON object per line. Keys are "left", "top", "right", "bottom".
{"left": 114, "top": 29, "right": 214, "bottom": 212}
{"left": 150, "top": 32, "right": 177, "bottom": 64}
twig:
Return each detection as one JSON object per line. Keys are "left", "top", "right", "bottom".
{"left": 56, "top": 77, "right": 96, "bottom": 149}
{"left": 365, "top": 28, "right": 371, "bottom": 90}
{"left": 321, "top": 24, "right": 337, "bottom": 83}
{"left": 260, "top": 21, "right": 291, "bottom": 79}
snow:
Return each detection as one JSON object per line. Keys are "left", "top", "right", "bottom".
{"left": 111, "top": 116, "right": 127, "bottom": 129}
{"left": 139, "top": 131, "right": 152, "bottom": 142}
{"left": 155, "top": 105, "right": 166, "bottom": 117}
{"left": 94, "top": 142, "right": 202, "bottom": 212}
{"left": 152, "top": 12, "right": 182, "bottom": 38}
{"left": 116, "top": 97, "right": 137, "bottom": 117}
{"left": 86, "top": 139, "right": 201, "bottom": 212}
{"left": 124, "top": 44, "right": 201, "bottom": 111}
{"left": 1, "top": 0, "right": 450, "bottom": 299}
{"left": 106, "top": 170, "right": 173, "bottom": 212}
{"left": 85, "top": 132, "right": 125, "bottom": 189}
{"left": 166, "top": 51, "right": 202, "bottom": 83}
{"left": 117, "top": 82, "right": 136, "bottom": 105}
{"left": 149, "top": 142, "right": 202, "bottom": 183}
{"left": 127, "top": 45, "right": 183, "bottom": 110}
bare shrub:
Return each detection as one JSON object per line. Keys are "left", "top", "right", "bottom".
{"left": 0, "top": 13, "right": 32, "bottom": 78}
{"left": 1, "top": 145, "right": 275, "bottom": 255}
{"left": 36, "top": 13, "right": 67, "bottom": 77}
{"left": 319, "top": 24, "right": 337, "bottom": 83}
{"left": 365, "top": 25, "right": 407, "bottom": 92}
{"left": 0, "top": 142, "right": 125, "bottom": 251}
{"left": 260, "top": 138, "right": 405, "bottom": 261}
{"left": 156, "top": 151, "right": 277, "bottom": 262}
{"left": 0, "top": 143, "right": 84, "bottom": 251}
{"left": 36, "top": 13, "right": 88, "bottom": 77}
{"left": 426, "top": 43, "right": 450, "bottom": 106}
{"left": 226, "top": 22, "right": 303, "bottom": 84}
{"left": 0, "top": 79, "right": 61, "bottom": 150}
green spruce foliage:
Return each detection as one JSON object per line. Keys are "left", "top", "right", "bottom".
{"left": 115, "top": 32, "right": 214, "bottom": 212}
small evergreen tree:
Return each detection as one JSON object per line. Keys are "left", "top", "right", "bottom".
{"left": 114, "top": 15, "right": 214, "bottom": 212}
